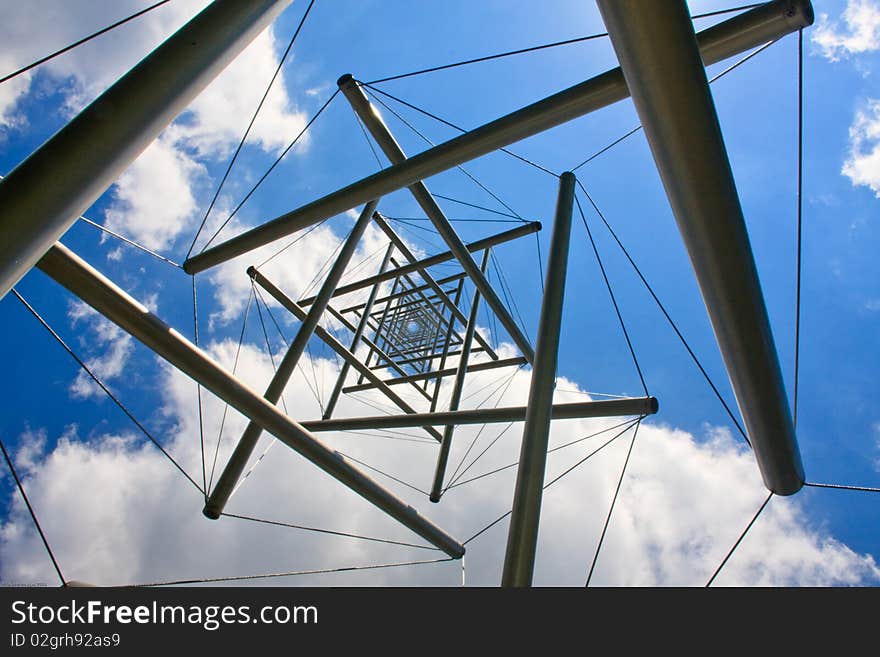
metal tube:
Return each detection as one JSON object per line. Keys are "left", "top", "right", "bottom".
{"left": 596, "top": 0, "right": 804, "bottom": 495}
{"left": 430, "top": 278, "right": 465, "bottom": 411}
{"left": 343, "top": 356, "right": 527, "bottom": 393}
{"left": 430, "top": 249, "right": 491, "bottom": 502}
{"left": 182, "top": 0, "right": 813, "bottom": 274}
{"left": 36, "top": 243, "right": 464, "bottom": 558}
{"left": 0, "top": 0, "right": 294, "bottom": 299}
{"left": 325, "top": 304, "right": 431, "bottom": 398}
{"left": 297, "top": 221, "right": 541, "bottom": 306}
{"left": 370, "top": 347, "right": 486, "bottom": 369}
{"left": 341, "top": 272, "right": 467, "bottom": 314}
{"left": 373, "top": 213, "right": 499, "bottom": 360}
{"left": 249, "top": 267, "right": 444, "bottom": 441}
{"left": 502, "top": 172, "right": 576, "bottom": 587}
{"left": 393, "top": 265, "right": 461, "bottom": 347}
{"left": 338, "top": 79, "right": 537, "bottom": 362}
{"left": 360, "top": 274, "right": 401, "bottom": 383}
{"left": 323, "top": 241, "right": 395, "bottom": 419}
{"left": 299, "top": 396, "right": 657, "bottom": 432}
{"left": 205, "top": 201, "right": 378, "bottom": 518}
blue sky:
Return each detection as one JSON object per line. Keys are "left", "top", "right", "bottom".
{"left": 0, "top": 0, "right": 878, "bottom": 586}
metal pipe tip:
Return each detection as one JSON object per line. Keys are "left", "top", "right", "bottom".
{"left": 429, "top": 493, "right": 441, "bottom": 503}
{"left": 246, "top": 265, "right": 257, "bottom": 278}
{"left": 785, "top": 0, "right": 814, "bottom": 27}
{"left": 649, "top": 396, "right": 660, "bottom": 414}
{"left": 337, "top": 73, "right": 355, "bottom": 87}
{"left": 202, "top": 505, "right": 221, "bottom": 520}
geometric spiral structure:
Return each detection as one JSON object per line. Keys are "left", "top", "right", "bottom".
{"left": 0, "top": 0, "right": 821, "bottom": 586}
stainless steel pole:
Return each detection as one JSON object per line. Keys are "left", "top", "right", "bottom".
{"left": 372, "top": 212, "right": 499, "bottom": 360}
{"left": 340, "top": 272, "right": 467, "bottom": 314}
{"left": 339, "top": 82, "right": 535, "bottom": 362}
{"left": 297, "top": 221, "right": 541, "bottom": 307}
{"left": 248, "top": 267, "right": 445, "bottom": 442}
{"left": 430, "top": 278, "right": 466, "bottom": 412}
{"left": 36, "top": 243, "right": 464, "bottom": 558}
{"left": 502, "top": 172, "right": 576, "bottom": 587}
{"left": 342, "top": 357, "right": 527, "bottom": 393}
{"left": 324, "top": 305, "right": 432, "bottom": 400}
{"left": 430, "top": 249, "right": 491, "bottom": 502}
{"left": 182, "top": 1, "right": 813, "bottom": 273}
{"left": 322, "top": 241, "right": 395, "bottom": 419}
{"left": 596, "top": 0, "right": 804, "bottom": 495}
{"left": 299, "top": 396, "right": 657, "bottom": 432}
{"left": 0, "top": 0, "right": 294, "bottom": 299}
{"left": 205, "top": 201, "right": 378, "bottom": 519}
{"left": 359, "top": 274, "right": 401, "bottom": 384}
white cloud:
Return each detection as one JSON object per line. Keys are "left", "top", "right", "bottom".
{"left": 103, "top": 135, "right": 205, "bottom": 251}
{"left": 873, "top": 422, "right": 880, "bottom": 471}
{"left": 0, "top": 1, "right": 308, "bottom": 253}
{"left": 207, "top": 217, "right": 399, "bottom": 325}
{"left": 1, "top": 340, "right": 877, "bottom": 587}
{"left": 843, "top": 99, "right": 880, "bottom": 196}
{"left": 813, "top": 0, "right": 880, "bottom": 61}
{"left": 67, "top": 300, "right": 135, "bottom": 400}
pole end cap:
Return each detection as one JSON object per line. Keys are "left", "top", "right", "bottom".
{"left": 202, "top": 504, "right": 221, "bottom": 520}
{"left": 337, "top": 73, "right": 355, "bottom": 88}
{"left": 786, "top": 0, "right": 814, "bottom": 27}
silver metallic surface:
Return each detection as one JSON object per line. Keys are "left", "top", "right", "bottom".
{"left": 502, "top": 172, "right": 576, "bottom": 587}
{"left": 597, "top": 0, "right": 804, "bottom": 495}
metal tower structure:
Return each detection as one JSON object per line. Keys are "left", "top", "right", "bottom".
{"left": 0, "top": 0, "right": 814, "bottom": 586}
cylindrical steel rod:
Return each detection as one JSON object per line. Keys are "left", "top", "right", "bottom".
{"left": 502, "top": 172, "right": 576, "bottom": 587}
{"left": 360, "top": 274, "right": 401, "bottom": 384}
{"left": 339, "top": 80, "right": 536, "bottom": 363}
{"left": 182, "top": 0, "right": 813, "bottom": 274}
{"left": 371, "top": 347, "right": 487, "bottom": 369}
{"left": 430, "top": 249, "right": 490, "bottom": 502}
{"left": 298, "top": 221, "right": 541, "bottom": 307}
{"left": 343, "top": 357, "right": 527, "bottom": 394}
{"left": 596, "top": 0, "right": 804, "bottom": 495}
{"left": 0, "top": 0, "right": 294, "bottom": 300}
{"left": 36, "top": 243, "right": 464, "bottom": 558}
{"left": 299, "top": 396, "right": 657, "bottom": 432}
{"left": 341, "top": 272, "right": 467, "bottom": 314}
{"left": 249, "top": 267, "right": 444, "bottom": 442}
{"left": 373, "top": 212, "right": 499, "bottom": 360}
{"left": 430, "top": 278, "right": 466, "bottom": 412}
{"left": 205, "top": 201, "right": 378, "bottom": 519}
{"left": 325, "top": 305, "right": 432, "bottom": 400}
{"left": 323, "top": 241, "right": 395, "bottom": 419}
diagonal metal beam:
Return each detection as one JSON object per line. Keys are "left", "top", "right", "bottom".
{"left": 323, "top": 242, "right": 396, "bottom": 419}
{"left": 596, "top": 0, "right": 804, "bottom": 495}
{"left": 299, "top": 397, "right": 658, "bottom": 433}
{"left": 339, "top": 79, "right": 534, "bottom": 362}
{"left": 342, "top": 357, "right": 528, "bottom": 393}
{"left": 340, "top": 272, "right": 467, "bottom": 314}
{"left": 0, "top": 0, "right": 295, "bottom": 300}
{"left": 36, "top": 242, "right": 464, "bottom": 558}
{"left": 248, "top": 267, "right": 444, "bottom": 442}
{"left": 373, "top": 212, "right": 499, "bottom": 359}
{"left": 297, "top": 221, "right": 540, "bottom": 308}
{"left": 502, "top": 172, "right": 576, "bottom": 586}
{"left": 325, "top": 305, "right": 433, "bottom": 400}
{"left": 182, "top": 0, "right": 813, "bottom": 274}
{"left": 430, "top": 249, "right": 491, "bottom": 502}
{"left": 204, "top": 200, "right": 378, "bottom": 519}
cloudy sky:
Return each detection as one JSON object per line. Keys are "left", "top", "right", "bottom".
{"left": 0, "top": 0, "right": 878, "bottom": 587}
